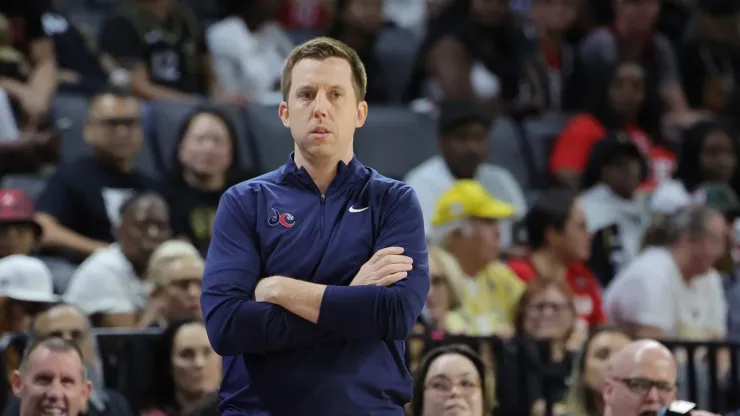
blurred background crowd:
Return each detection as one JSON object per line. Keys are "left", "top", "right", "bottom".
{"left": 2, "top": 0, "right": 740, "bottom": 415}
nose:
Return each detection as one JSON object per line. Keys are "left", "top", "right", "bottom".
{"left": 643, "top": 386, "right": 660, "bottom": 402}
{"left": 193, "top": 353, "right": 206, "bottom": 370}
{"left": 187, "top": 282, "right": 201, "bottom": 298}
{"left": 45, "top": 381, "right": 65, "bottom": 402}
{"left": 311, "top": 92, "right": 329, "bottom": 117}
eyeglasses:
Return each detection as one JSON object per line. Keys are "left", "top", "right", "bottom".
{"left": 425, "top": 377, "right": 481, "bottom": 394}
{"left": 613, "top": 377, "right": 677, "bottom": 396}
{"left": 89, "top": 118, "right": 141, "bottom": 129}
{"left": 430, "top": 274, "right": 448, "bottom": 286}
{"left": 527, "top": 302, "right": 570, "bottom": 314}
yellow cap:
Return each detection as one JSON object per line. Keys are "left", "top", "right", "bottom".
{"left": 431, "top": 180, "right": 516, "bottom": 227}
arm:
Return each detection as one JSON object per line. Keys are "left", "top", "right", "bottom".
{"left": 265, "top": 186, "right": 430, "bottom": 340}
{"left": 27, "top": 38, "right": 58, "bottom": 112}
{"left": 201, "top": 188, "right": 331, "bottom": 356}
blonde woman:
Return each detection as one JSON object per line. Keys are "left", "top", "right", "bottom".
{"left": 141, "top": 240, "right": 205, "bottom": 327}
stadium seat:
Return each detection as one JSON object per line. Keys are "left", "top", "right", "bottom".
{"left": 245, "top": 105, "right": 293, "bottom": 172}
{"left": 520, "top": 111, "right": 571, "bottom": 188}
{"left": 354, "top": 107, "right": 436, "bottom": 179}
{"left": 51, "top": 94, "right": 91, "bottom": 162}
{"left": 0, "top": 175, "right": 48, "bottom": 201}
{"left": 488, "top": 116, "right": 530, "bottom": 188}
{"left": 375, "top": 27, "right": 421, "bottom": 103}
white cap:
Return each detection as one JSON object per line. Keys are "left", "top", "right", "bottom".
{"left": 0, "top": 255, "right": 59, "bottom": 303}
{"left": 649, "top": 181, "right": 692, "bottom": 215}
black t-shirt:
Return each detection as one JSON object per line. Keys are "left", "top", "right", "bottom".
{"left": 98, "top": 1, "right": 208, "bottom": 95}
{"left": 36, "top": 156, "right": 159, "bottom": 249}
{"left": 163, "top": 178, "right": 224, "bottom": 256}
{"left": 0, "top": 0, "right": 47, "bottom": 56}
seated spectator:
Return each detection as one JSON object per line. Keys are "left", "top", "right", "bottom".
{"left": 605, "top": 205, "right": 727, "bottom": 340}
{"left": 279, "top": 0, "right": 336, "bottom": 32}
{"left": 509, "top": 189, "right": 606, "bottom": 328}
{"left": 515, "top": 278, "right": 585, "bottom": 415}
{"left": 404, "top": 100, "right": 526, "bottom": 247}
{"left": 0, "top": 255, "right": 58, "bottom": 334}
{"left": 207, "top": 0, "right": 294, "bottom": 104}
{"left": 550, "top": 60, "right": 673, "bottom": 191}
{"left": 10, "top": 337, "right": 91, "bottom": 416}
{"left": 64, "top": 193, "right": 171, "bottom": 328}
{"left": 327, "top": 0, "right": 389, "bottom": 103}
{"left": 420, "top": 245, "right": 463, "bottom": 335}
{"left": 2, "top": 303, "right": 135, "bottom": 416}
{"left": 0, "top": 189, "right": 42, "bottom": 259}
{"left": 651, "top": 121, "right": 740, "bottom": 216}
{"left": 34, "top": 89, "right": 158, "bottom": 264}
{"left": 164, "top": 107, "right": 250, "bottom": 255}
{"left": 579, "top": 134, "right": 651, "bottom": 286}
{"left": 429, "top": 180, "right": 525, "bottom": 337}
{"left": 578, "top": 0, "right": 692, "bottom": 122}
{"left": 403, "top": 0, "right": 543, "bottom": 113}
{"left": 145, "top": 240, "right": 204, "bottom": 328}
{"left": 99, "top": 0, "right": 216, "bottom": 101}
{"left": 144, "top": 318, "right": 221, "bottom": 416}
{"left": 677, "top": 0, "right": 740, "bottom": 116}
{"left": 564, "top": 326, "right": 631, "bottom": 416}
{"left": 409, "top": 343, "right": 493, "bottom": 416}
{"left": 0, "top": 0, "right": 57, "bottom": 128}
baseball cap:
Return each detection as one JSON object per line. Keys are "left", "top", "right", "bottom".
{"left": 0, "top": 255, "right": 58, "bottom": 303}
{"left": 0, "top": 189, "right": 42, "bottom": 237}
{"left": 438, "top": 100, "right": 492, "bottom": 134}
{"left": 432, "top": 180, "right": 516, "bottom": 227}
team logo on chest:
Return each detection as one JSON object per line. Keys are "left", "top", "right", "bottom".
{"left": 268, "top": 208, "right": 295, "bottom": 228}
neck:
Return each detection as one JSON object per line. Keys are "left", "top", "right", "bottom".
{"left": 137, "top": 0, "right": 172, "bottom": 20}
{"left": 175, "top": 390, "right": 204, "bottom": 415}
{"left": 429, "top": 308, "right": 447, "bottom": 330}
{"left": 591, "top": 391, "right": 605, "bottom": 416}
{"left": 183, "top": 170, "right": 226, "bottom": 191}
{"left": 293, "top": 149, "right": 352, "bottom": 193}
{"left": 668, "top": 245, "right": 694, "bottom": 283}
{"left": 531, "top": 249, "right": 568, "bottom": 280}
{"left": 97, "top": 155, "right": 134, "bottom": 173}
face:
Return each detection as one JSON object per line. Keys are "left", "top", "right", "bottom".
{"left": 583, "top": 332, "right": 631, "bottom": 392}
{"left": 178, "top": 113, "right": 233, "bottom": 179}
{"left": 427, "top": 254, "right": 453, "bottom": 319}
{"left": 699, "top": 130, "right": 736, "bottom": 183}
{"left": 12, "top": 348, "right": 92, "bottom": 416}
{"left": 531, "top": 0, "right": 576, "bottom": 31}
{"left": 548, "top": 202, "right": 591, "bottom": 261}
{"left": 119, "top": 198, "right": 172, "bottom": 265}
{"left": 602, "top": 154, "right": 644, "bottom": 199}
{"left": 84, "top": 94, "right": 142, "bottom": 163}
{"left": 523, "top": 284, "right": 574, "bottom": 340}
{"left": 422, "top": 353, "right": 484, "bottom": 416}
{"left": 343, "top": 0, "right": 384, "bottom": 35}
{"left": 171, "top": 323, "right": 221, "bottom": 396}
{"left": 0, "top": 223, "right": 36, "bottom": 257}
{"left": 616, "top": 0, "right": 660, "bottom": 35}
{"left": 690, "top": 213, "right": 727, "bottom": 275}
{"left": 609, "top": 63, "right": 645, "bottom": 117}
{"left": 34, "top": 306, "right": 91, "bottom": 362}
{"left": 439, "top": 121, "right": 489, "bottom": 179}
{"left": 603, "top": 351, "right": 677, "bottom": 416}
{"left": 279, "top": 57, "right": 368, "bottom": 164}
{"left": 471, "top": 0, "right": 509, "bottom": 28}
{"left": 157, "top": 260, "right": 203, "bottom": 320}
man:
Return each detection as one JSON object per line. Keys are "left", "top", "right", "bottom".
{"left": 10, "top": 337, "right": 92, "bottom": 416}
{"left": 202, "top": 37, "right": 429, "bottom": 415}
{"left": 35, "top": 89, "right": 158, "bottom": 264}
{"left": 404, "top": 100, "right": 526, "bottom": 246}
{"left": 605, "top": 205, "right": 727, "bottom": 340}
{"left": 428, "top": 180, "right": 524, "bottom": 336}
{"left": 65, "top": 193, "right": 171, "bottom": 328}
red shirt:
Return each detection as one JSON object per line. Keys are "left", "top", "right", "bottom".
{"left": 507, "top": 258, "right": 607, "bottom": 327}
{"left": 549, "top": 114, "right": 675, "bottom": 191}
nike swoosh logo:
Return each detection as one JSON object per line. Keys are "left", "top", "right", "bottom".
{"left": 349, "top": 206, "right": 369, "bottom": 213}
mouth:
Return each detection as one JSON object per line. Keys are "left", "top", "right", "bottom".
{"left": 40, "top": 407, "right": 67, "bottom": 416}
{"left": 309, "top": 126, "right": 331, "bottom": 139}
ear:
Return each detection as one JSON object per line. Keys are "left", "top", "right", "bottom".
{"left": 278, "top": 102, "right": 290, "bottom": 128}
{"left": 82, "top": 379, "right": 93, "bottom": 402}
{"left": 10, "top": 370, "right": 22, "bottom": 396}
{"left": 355, "top": 100, "right": 368, "bottom": 128}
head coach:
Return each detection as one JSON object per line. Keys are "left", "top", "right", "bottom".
{"left": 201, "top": 36, "right": 430, "bottom": 416}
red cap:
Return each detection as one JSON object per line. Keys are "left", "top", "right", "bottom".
{"left": 0, "top": 189, "right": 42, "bottom": 236}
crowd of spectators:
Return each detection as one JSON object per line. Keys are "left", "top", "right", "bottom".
{"left": 2, "top": 0, "right": 740, "bottom": 414}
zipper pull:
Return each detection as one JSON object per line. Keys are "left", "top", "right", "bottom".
{"left": 321, "top": 194, "right": 326, "bottom": 203}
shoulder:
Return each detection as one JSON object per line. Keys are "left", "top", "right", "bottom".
{"left": 368, "top": 170, "right": 420, "bottom": 208}
{"left": 507, "top": 258, "right": 535, "bottom": 281}
{"left": 207, "top": 17, "right": 244, "bottom": 43}
{"left": 487, "top": 262, "right": 526, "bottom": 289}
{"left": 74, "top": 245, "right": 129, "bottom": 278}
{"left": 562, "top": 113, "right": 602, "bottom": 132}
{"left": 226, "top": 170, "right": 284, "bottom": 201}
{"left": 403, "top": 156, "right": 443, "bottom": 184}
{"left": 649, "top": 179, "right": 690, "bottom": 214}
{"left": 581, "top": 27, "right": 615, "bottom": 48}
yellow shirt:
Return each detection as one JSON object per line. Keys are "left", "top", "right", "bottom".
{"left": 438, "top": 250, "right": 525, "bottom": 336}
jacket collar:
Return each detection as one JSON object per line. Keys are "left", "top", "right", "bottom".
{"left": 279, "top": 153, "right": 366, "bottom": 194}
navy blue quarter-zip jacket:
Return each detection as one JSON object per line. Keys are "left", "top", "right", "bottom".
{"left": 201, "top": 155, "right": 430, "bottom": 416}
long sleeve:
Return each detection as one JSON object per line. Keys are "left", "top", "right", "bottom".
{"left": 317, "top": 185, "right": 430, "bottom": 340}
{"left": 201, "top": 187, "right": 329, "bottom": 356}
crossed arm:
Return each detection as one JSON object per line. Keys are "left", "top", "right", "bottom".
{"left": 201, "top": 186, "right": 430, "bottom": 356}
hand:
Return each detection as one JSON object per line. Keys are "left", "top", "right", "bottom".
{"left": 350, "top": 246, "right": 413, "bottom": 287}
{"left": 19, "top": 91, "right": 49, "bottom": 127}
{"left": 254, "top": 276, "right": 282, "bottom": 302}
{"left": 138, "top": 295, "right": 168, "bottom": 327}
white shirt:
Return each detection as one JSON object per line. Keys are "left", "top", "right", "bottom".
{"left": 207, "top": 17, "right": 295, "bottom": 104}
{"left": 64, "top": 244, "right": 150, "bottom": 315}
{"left": 403, "top": 156, "right": 527, "bottom": 247}
{"left": 604, "top": 247, "right": 727, "bottom": 339}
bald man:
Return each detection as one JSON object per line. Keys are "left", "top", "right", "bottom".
{"left": 603, "top": 339, "right": 719, "bottom": 416}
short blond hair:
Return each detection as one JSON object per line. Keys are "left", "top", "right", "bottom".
{"left": 280, "top": 36, "right": 368, "bottom": 101}
{"left": 147, "top": 240, "right": 204, "bottom": 288}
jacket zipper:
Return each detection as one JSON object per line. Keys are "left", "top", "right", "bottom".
{"left": 320, "top": 193, "right": 326, "bottom": 239}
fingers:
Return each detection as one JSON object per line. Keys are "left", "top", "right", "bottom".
{"left": 377, "top": 261, "right": 413, "bottom": 277}
{"left": 369, "top": 246, "right": 404, "bottom": 263}
{"left": 376, "top": 254, "right": 413, "bottom": 268}
{"left": 375, "top": 271, "right": 408, "bottom": 286}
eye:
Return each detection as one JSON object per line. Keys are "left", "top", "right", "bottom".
{"left": 331, "top": 91, "right": 343, "bottom": 99}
